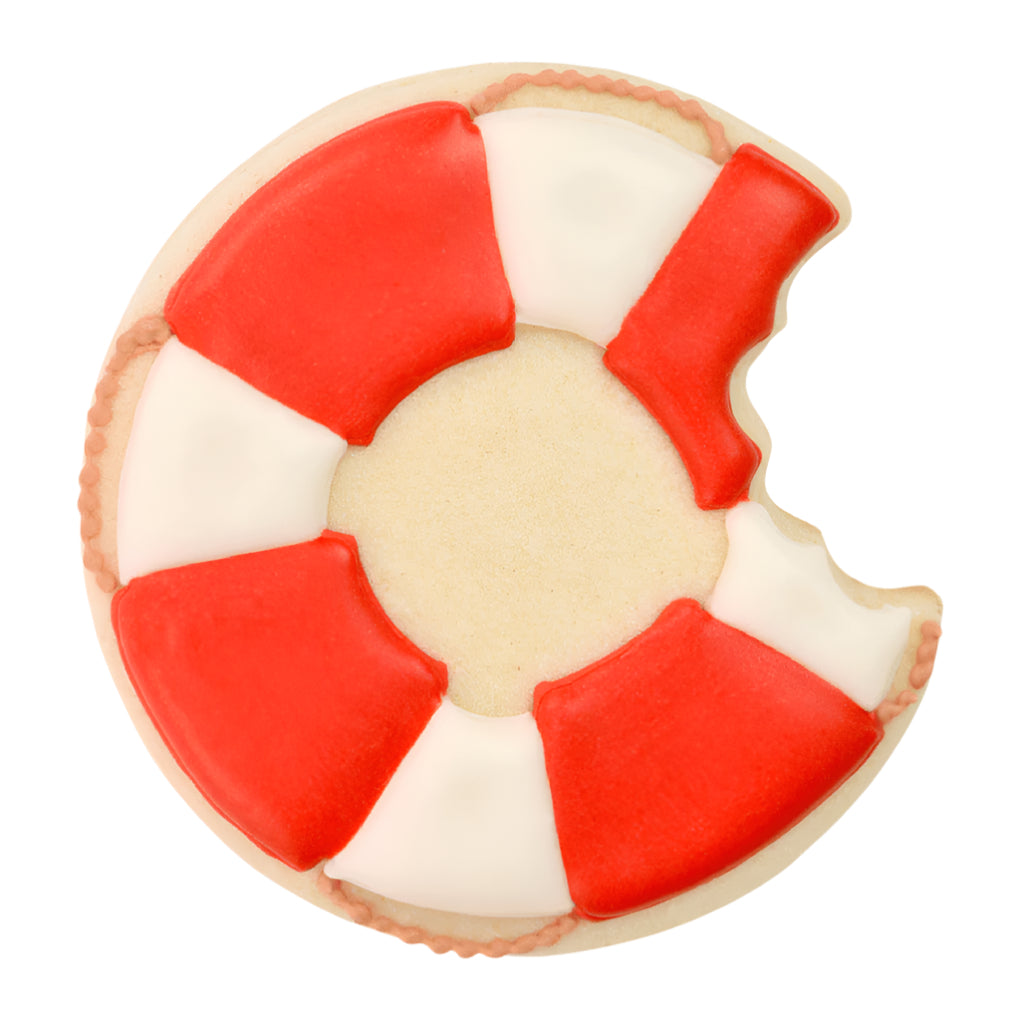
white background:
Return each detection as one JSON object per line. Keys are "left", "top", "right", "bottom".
{"left": 3, "top": 2, "right": 1016, "bottom": 1017}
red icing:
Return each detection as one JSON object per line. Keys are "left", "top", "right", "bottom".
{"left": 120, "top": 108, "right": 866, "bottom": 919}
{"left": 604, "top": 144, "right": 839, "bottom": 510}
{"left": 532, "top": 599, "right": 882, "bottom": 920}
{"left": 111, "top": 532, "right": 447, "bottom": 871}
{"left": 165, "top": 102, "right": 515, "bottom": 446}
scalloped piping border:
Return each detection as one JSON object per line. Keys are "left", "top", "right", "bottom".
{"left": 316, "top": 872, "right": 581, "bottom": 957}
{"left": 467, "top": 68, "right": 734, "bottom": 164}
{"left": 79, "top": 315, "right": 172, "bottom": 593}
{"left": 875, "top": 621, "right": 941, "bottom": 724}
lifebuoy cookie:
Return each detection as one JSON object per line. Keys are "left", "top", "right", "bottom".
{"left": 82, "top": 64, "right": 942, "bottom": 956}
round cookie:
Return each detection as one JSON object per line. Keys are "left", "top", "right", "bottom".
{"left": 81, "top": 63, "right": 942, "bottom": 956}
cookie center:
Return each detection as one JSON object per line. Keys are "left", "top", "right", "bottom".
{"left": 328, "top": 325, "right": 728, "bottom": 716}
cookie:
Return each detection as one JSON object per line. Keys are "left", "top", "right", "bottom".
{"left": 81, "top": 63, "right": 942, "bottom": 956}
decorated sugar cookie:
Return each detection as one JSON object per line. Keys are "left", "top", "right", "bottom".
{"left": 82, "top": 64, "right": 942, "bottom": 956}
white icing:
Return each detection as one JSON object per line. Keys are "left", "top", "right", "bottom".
{"left": 476, "top": 108, "right": 720, "bottom": 346}
{"left": 707, "top": 502, "right": 911, "bottom": 710}
{"left": 324, "top": 699, "right": 573, "bottom": 917}
{"left": 117, "top": 338, "right": 346, "bottom": 583}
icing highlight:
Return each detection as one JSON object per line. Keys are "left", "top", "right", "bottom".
{"left": 476, "top": 108, "right": 721, "bottom": 346}
{"left": 117, "top": 338, "right": 346, "bottom": 583}
{"left": 165, "top": 102, "right": 515, "bottom": 446}
{"left": 534, "top": 599, "right": 882, "bottom": 919}
{"left": 604, "top": 144, "right": 840, "bottom": 510}
{"left": 112, "top": 532, "right": 447, "bottom": 870}
{"left": 325, "top": 700, "right": 572, "bottom": 917}
{"left": 708, "top": 502, "right": 911, "bottom": 710}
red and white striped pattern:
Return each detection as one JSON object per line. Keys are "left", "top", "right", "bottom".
{"left": 111, "top": 100, "right": 897, "bottom": 921}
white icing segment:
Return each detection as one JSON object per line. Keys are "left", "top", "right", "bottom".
{"left": 476, "top": 108, "right": 720, "bottom": 346}
{"left": 707, "top": 502, "right": 911, "bottom": 710}
{"left": 324, "top": 699, "right": 573, "bottom": 917}
{"left": 117, "top": 338, "right": 346, "bottom": 583}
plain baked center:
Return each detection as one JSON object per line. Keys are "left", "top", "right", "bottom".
{"left": 329, "top": 325, "right": 728, "bottom": 716}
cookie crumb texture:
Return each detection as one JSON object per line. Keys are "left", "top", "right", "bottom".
{"left": 84, "top": 64, "right": 941, "bottom": 956}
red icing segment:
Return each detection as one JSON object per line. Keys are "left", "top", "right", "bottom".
{"left": 533, "top": 599, "right": 881, "bottom": 920}
{"left": 165, "top": 102, "right": 515, "bottom": 445}
{"left": 604, "top": 144, "right": 839, "bottom": 509}
{"left": 111, "top": 532, "right": 447, "bottom": 871}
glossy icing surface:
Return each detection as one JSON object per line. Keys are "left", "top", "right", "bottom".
{"left": 708, "top": 502, "right": 911, "bottom": 710}
{"left": 113, "top": 532, "right": 447, "bottom": 870}
{"left": 533, "top": 599, "right": 883, "bottom": 919}
{"left": 325, "top": 699, "right": 573, "bottom": 917}
{"left": 165, "top": 103, "right": 515, "bottom": 446}
{"left": 476, "top": 108, "right": 720, "bottom": 345}
{"left": 604, "top": 144, "right": 839, "bottom": 510}
{"left": 117, "top": 338, "right": 345, "bottom": 583}
{"left": 112, "top": 106, "right": 863, "bottom": 914}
